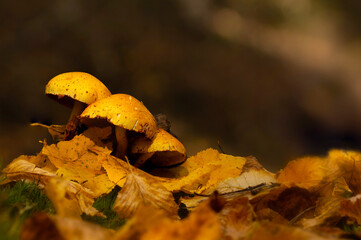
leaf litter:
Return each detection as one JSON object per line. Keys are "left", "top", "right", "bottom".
{"left": 3, "top": 98, "right": 361, "bottom": 239}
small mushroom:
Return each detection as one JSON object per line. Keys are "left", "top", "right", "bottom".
{"left": 79, "top": 94, "right": 158, "bottom": 160}
{"left": 45, "top": 72, "right": 111, "bottom": 140}
{"left": 130, "top": 128, "right": 186, "bottom": 168}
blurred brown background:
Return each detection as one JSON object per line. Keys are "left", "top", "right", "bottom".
{"left": 1, "top": 0, "right": 360, "bottom": 171}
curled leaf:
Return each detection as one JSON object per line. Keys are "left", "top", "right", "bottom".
{"left": 1, "top": 158, "right": 56, "bottom": 185}
{"left": 114, "top": 169, "right": 178, "bottom": 218}
{"left": 45, "top": 177, "right": 104, "bottom": 218}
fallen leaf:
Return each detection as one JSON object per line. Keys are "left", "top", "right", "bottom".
{"left": 113, "top": 167, "right": 178, "bottom": 218}
{"left": 98, "top": 154, "right": 130, "bottom": 187}
{"left": 219, "top": 196, "right": 254, "bottom": 239}
{"left": 328, "top": 150, "right": 361, "bottom": 194}
{"left": 41, "top": 134, "right": 109, "bottom": 171}
{"left": 215, "top": 156, "right": 275, "bottom": 195}
{"left": 300, "top": 177, "right": 348, "bottom": 229}
{"left": 139, "top": 199, "right": 222, "bottom": 240}
{"left": 112, "top": 205, "right": 168, "bottom": 240}
{"left": 277, "top": 156, "right": 327, "bottom": 189}
{"left": 248, "top": 222, "right": 326, "bottom": 240}
{"left": 45, "top": 177, "right": 104, "bottom": 218}
{"left": 30, "top": 123, "right": 66, "bottom": 142}
{"left": 21, "top": 212, "right": 112, "bottom": 240}
{"left": 1, "top": 158, "right": 56, "bottom": 186}
{"left": 160, "top": 148, "right": 247, "bottom": 194}
{"left": 339, "top": 194, "right": 361, "bottom": 225}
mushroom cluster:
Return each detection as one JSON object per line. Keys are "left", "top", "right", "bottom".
{"left": 46, "top": 72, "right": 186, "bottom": 168}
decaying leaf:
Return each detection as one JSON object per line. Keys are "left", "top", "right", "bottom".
{"left": 30, "top": 123, "right": 66, "bottom": 142}
{"left": 45, "top": 177, "right": 104, "bottom": 218}
{"left": 248, "top": 222, "right": 326, "bottom": 240}
{"left": 21, "top": 212, "right": 112, "bottom": 240}
{"left": 215, "top": 156, "right": 275, "bottom": 195}
{"left": 219, "top": 196, "right": 254, "bottom": 239}
{"left": 1, "top": 158, "right": 56, "bottom": 186}
{"left": 339, "top": 194, "right": 361, "bottom": 225}
{"left": 113, "top": 168, "right": 178, "bottom": 218}
{"left": 328, "top": 150, "right": 361, "bottom": 194}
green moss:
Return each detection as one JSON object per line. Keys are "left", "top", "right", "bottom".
{"left": 0, "top": 180, "right": 55, "bottom": 240}
{"left": 0, "top": 179, "right": 125, "bottom": 239}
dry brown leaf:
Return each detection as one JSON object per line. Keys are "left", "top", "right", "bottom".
{"left": 1, "top": 158, "right": 56, "bottom": 185}
{"left": 250, "top": 186, "right": 316, "bottom": 222}
{"left": 45, "top": 177, "right": 104, "bottom": 218}
{"left": 328, "top": 150, "right": 361, "bottom": 194}
{"left": 300, "top": 177, "right": 348, "bottom": 229}
{"left": 30, "top": 123, "right": 66, "bottom": 142}
{"left": 21, "top": 212, "right": 112, "bottom": 240}
{"left": 248, "top": 222, "right": 327, "bottom": 240}
{"left": 219, "top": 197, "right": 254, "bottom": 239}
{"left": 339, "top": 194, "right": 361, "bottom": 225}
{"left": 215, "top": 164, "right": 275, "bottom": 195}
{"left": 113, "top": 168, "right": 178, "bottom": 218}
{"left": 277, "top": 156, "right": 328, "bottom": 189}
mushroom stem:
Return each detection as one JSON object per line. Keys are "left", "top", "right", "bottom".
{"left": 115, "top": 126, "right": 128, "bottom": 159}
{"left": 134, "top": 152, "right": 155, "bottom": 168}
{"left": 65, "top": 100, "right": 86, "bottom": 140}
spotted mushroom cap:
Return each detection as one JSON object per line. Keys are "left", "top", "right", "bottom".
{"left": 131, "top": 128, "right": 186, "bottom": 166}
{"left": 45, "top": 72, "right": 111, "bottom": 107}
{"left": 80, "top": 94, "right": 158, "bottom": 139}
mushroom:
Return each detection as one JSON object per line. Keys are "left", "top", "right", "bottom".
{"left": 130, "top": 128, "right": 186, "bottom": 168}
{"left": 79, "top": 94, "right": 158, "bottom": 160}
{"left": 45, "top": 72, "right": 111, "bottom": 140}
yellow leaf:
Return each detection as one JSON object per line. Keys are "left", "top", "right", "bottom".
{"left": 216, "top": 156, "right": 275, "bottom": 194}
{"left": 140, "top": 199, "right": 222, "bottom": 240}
{"left": 45, "top": 177, "right": 104, "bottom": 218}
{"left": 1, "top": 158, "right": 56, "bottom": 185}
{"left": 113, "top": 168, "right": 178, "bottom": 218}
{"left": 41, "top": 134, "right": 109, "bottom": 171}
{"left": 327, "top": 149, "right": 361, "bottom": 194}
{"left": 83, "top": 174, "right": 116, "bottom": 197}
{"left": 277, "top": 156, "right": 327, "bottom": 189}
{"left": 159, "top": 148, "right": 247, "bottom": 194}
{"left": 98, "top": 154, "right": 129, "bottom": 187}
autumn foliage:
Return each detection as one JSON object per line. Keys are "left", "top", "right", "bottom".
{"left": 2, "top": 73, "right": 361, "bottom": 239}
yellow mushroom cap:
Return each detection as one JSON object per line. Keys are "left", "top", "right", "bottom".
{"left": 45, "top": 72, "right": 111, "bottom": 107}
{"left": 131, "top": 129, "right": 186, "bottom": 166}
{"left": 80, "top": 94, "right": 158, "bottom": 139}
